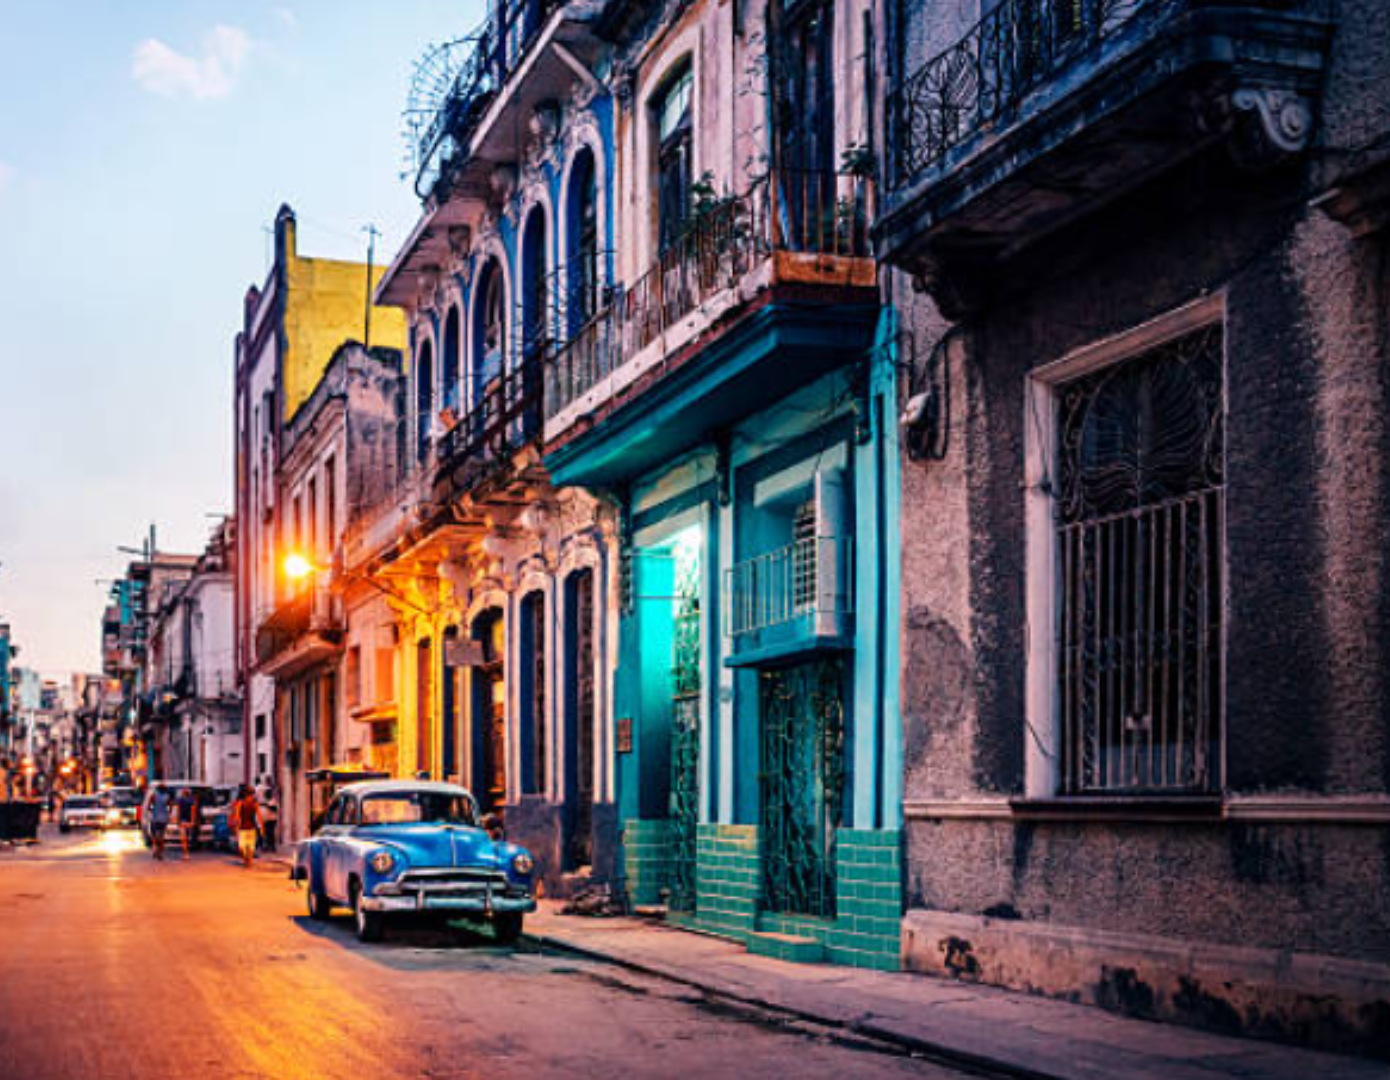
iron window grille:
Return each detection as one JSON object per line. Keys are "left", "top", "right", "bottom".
{"left": 1054, "top": 323, "right": 1224, "bottom": 795}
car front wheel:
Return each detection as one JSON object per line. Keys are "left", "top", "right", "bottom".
{"left": 492, "top": 912, "right": 523, "bottom": 945}
{"left": 306, "top": 875, "right": 332, "bottom": 922}
{"left": 351, "top": 882, "right": 385, "bottom": 943}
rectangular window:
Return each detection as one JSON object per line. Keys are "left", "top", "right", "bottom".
{"left": 417, "top": 638, "right": 434, "bottom": 776}
{"left": 375, "top": 646, "right": 396, "bottom": 705}
{"left": 307, "top": 477, "right": 318, "bottom": 558}
{"left": 346, "top": 646, "right": 362, "bottom": 710}
{"left": 655, "top": 65, "right": 694, "bottom": 251}
{"left": 324, "top": 456, "right": 337, "bottom": 550}
{"left": 1027, "top": 306, "right": 1224, "bottom": 797}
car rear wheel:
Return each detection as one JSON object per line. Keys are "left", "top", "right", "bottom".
{"left": 351, "top": 882, "right": 385, "bottom": 943}
{"left": 492, "top": 912, "right": 523, "bottom": 945}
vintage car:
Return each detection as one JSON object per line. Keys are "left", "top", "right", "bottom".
{"left": 99, "top": 786, "right": 141, "bottom": 830}
{"left": 58, "top": 795, "right": 106, "bottom": 833}
{"left": 293, "top": 780, "right": 536, "bottom": 944}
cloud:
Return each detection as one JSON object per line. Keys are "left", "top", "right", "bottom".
{"left": 273, "top": 7, "right": 298, "bottom": 28}
{"left": 131, "top": 25, "right": 250, "bottom": 100}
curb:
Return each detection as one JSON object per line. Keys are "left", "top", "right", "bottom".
{"left": 521, "top": 927, "right": 1061, "bottom": 1080}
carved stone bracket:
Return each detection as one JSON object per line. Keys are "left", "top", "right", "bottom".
{"left": 1228, "top": 87, "right": 1315, "bottom": 170}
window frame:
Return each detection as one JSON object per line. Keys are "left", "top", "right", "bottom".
{"left": 1023, "top": 295, "right": 1228, "bottom": 800}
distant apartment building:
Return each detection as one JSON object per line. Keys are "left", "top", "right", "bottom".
{"left": 144, "top": 521, "right": 241, "bottom": 784}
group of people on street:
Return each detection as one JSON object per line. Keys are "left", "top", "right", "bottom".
{"left": 146, "top": 780, "right": 278, "bottom": 868}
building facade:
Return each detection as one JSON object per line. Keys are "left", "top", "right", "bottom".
{"left": 235, "top": 205, "right": 407, "bottom": 793}
{"left": 145, "top": 523, "right": 241, "bottom": 785}
{"left": 877, "top": 0, "right": 1389, "bottom": 1052}
{"left": 258, "top": 341, "right": 405, "bottom": 842}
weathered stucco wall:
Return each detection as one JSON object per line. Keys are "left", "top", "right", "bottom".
{"left": 894, "top": 0, "right": 1390, "bottom": 1048}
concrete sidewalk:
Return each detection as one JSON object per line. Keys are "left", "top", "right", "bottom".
{"left": 524, "top": 904, "right": 1389, "bottom": 1080}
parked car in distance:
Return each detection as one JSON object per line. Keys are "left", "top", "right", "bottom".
{"left": 99, "top": 787, "right": 141, "bottom": 830}
{"left": 58, "top": 795, "right": 106, "bottom": 833}
{"left": 293, "top": 780, "right": 537, "bottom": 944}
{"left": 139, "top": 782, "right": 217, "bottom": 849}
{"left": 204, "top": 785, "right": 240, "bottom": 850}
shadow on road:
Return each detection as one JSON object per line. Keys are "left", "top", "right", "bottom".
{"left": 285, "top": 912, "right": 543, "bottom": 971}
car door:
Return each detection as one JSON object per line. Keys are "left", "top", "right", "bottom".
{"left": 319, "top": 796, "right": 350, "bottom": 903}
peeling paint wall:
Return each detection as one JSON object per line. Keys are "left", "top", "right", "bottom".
{"left": 891, "top": 0, "right": 1390, "bottom": 1053}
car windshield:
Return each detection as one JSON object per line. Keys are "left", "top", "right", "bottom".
{"left": 67, "top": 797, "right": 97, "bottom": 809}
{"left": 101, "top": 790, "right": 139, "bottom": 808}
{"left": 360, "top": 792, "right": 476, "bottom": 827}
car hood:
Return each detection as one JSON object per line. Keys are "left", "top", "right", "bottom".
{"left": 359, "top": 824, "right": 505, "bottom": 870}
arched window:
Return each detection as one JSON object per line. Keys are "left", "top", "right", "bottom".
{"left": 653, "top": 62, "right": 693, "bottom": 251}
{"left": 566, "top": 147, "right": 600, "bottom": 336}
{"left": 473, "top": 260, "right": 506, "bottom": 403}
{"left": 442, "top": 306, "right": 461, "bottom": 412}
{"left": 415, "top": 338, "right": 434, "bottom": 463}
{"left": 521, "top": 206, "right": 549, "bottom": 362}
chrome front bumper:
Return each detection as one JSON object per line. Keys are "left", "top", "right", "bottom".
{"left": 362, "top": 882, "right": 536, "bottom": 915}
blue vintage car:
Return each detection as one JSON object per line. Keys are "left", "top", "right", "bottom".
{"left": 293, "top": 780, "right": 536, "bottom": 943}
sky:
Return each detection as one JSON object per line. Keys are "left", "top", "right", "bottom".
{"left": 0, "top": 1, "right": 483, "bottom": 678}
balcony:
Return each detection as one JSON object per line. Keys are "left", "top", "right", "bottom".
{"left": 878, "top": 0, "right": 1333, "bottom": 312}
{"left": 409, "top": 0, "right": 603, "bottom": 204}
{"left": 255, "top": 586, "right": 344, "bottom": 679}
{"left": 432, "top": 355, "right": 544, "bottom": 502}
{"left": 726, "top": 536, "right": 855, "bottom": 667}
{"left": 544, "top": 169, "right": 878, "bottom": 485}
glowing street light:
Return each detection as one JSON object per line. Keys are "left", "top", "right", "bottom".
{"left": 284, "top": 553, "right": 319, "bottom": 581}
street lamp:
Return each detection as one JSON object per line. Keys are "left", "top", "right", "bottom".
{"left": 282, "top": 552, "right": 434, "bottom": 616}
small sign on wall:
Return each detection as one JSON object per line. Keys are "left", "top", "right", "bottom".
{"left": 616, "top": 717, "right": 633, "bottom": 754}
{"left": 444, "top": 639, "right": 485, "bottom": 668}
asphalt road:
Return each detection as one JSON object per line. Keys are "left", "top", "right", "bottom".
{"left": 0, "top": 826, "right": 980, "bottom": 1080}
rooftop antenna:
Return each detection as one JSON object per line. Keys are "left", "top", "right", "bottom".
{"left": 363, "top": 223, "right": 381, "bottom": 351}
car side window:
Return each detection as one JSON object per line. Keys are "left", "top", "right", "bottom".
{"left": 325, "top": 797, "right": 342, "bottom": 827}
{"left": 342, "top": 797, "right": 360, "bottom": 826}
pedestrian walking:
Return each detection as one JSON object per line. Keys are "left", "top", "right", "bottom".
{"left": 148, "top": 786, "right": 172, "bottom": 861}
{"left": 175, "top": 788, "right": 199, "bottom": 860}
{"left": 228, "top": 785, "right": 264, "bottom": 869}
{"left": 257, "top": 777, "right": 279, "bottom": 853}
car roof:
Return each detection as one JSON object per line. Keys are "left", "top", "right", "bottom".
{"left": 337, "top": 780, "right": 476, "bottom": 799}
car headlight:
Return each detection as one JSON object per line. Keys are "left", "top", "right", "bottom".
{"left": 512, "top": 852, "right": 534, "bottom": 875}
{"left": 105, "top": 809, "right": 121, "bottom": 823}
{"left": 369, "top": 851, "right": 395, "bottom": 875}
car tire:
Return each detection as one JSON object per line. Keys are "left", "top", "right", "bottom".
{"left": 307, "top": 875, "right": 332, "bottom": 921}
{"left": 59, "top": 824, "right": 70, "bottom": 834}
{"left": 492, "top": 912, "right": 524, "bottom": 945}
{"left": 351, "top": 882, "right": 385, "bottom": 943}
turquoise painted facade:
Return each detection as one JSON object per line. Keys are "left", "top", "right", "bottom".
{"left": 549, "top": 304, "right": 903, "bottom": 968}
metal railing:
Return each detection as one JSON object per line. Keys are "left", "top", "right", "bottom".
{"left": 727, "top": 535, "right": 853, "bottom": 639}
{"left": 435, "top": 356, "right": 544, "bottom": 471}
{"left": 890, "top": 0, "right": 1162, "bottom": 188}
{"left": 547, "top": 168, "right": 872, "bottom": 417}
{"left": 410, "top": 0, "right": 563, "bottom": 200}
{"left": 1057, "top": 487, "right": 1222, "bottom": 794}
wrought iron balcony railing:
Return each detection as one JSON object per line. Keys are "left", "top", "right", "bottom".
{"left": 890, "top": 0, "right": 1163, "bottom": 189}
{"left": 408, "top": 0, "right": 563, "bottom": 200}
{"left": 727, "top": 535, "right": 854, "bottom": 641}
{"left": 547, "top": 168, "right": 873, "bottom": 419}
{"left": 435, "top": 355, "right": 544, "bottom": 473}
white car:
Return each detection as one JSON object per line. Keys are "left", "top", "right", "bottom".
{"left": 58, "top": 795, "right": 106, "bottom": 833}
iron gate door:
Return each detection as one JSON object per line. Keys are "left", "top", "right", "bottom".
{"left": 760, "top": 657, "right": 846, "bottom": 918}
{"left": 668, "top": 557, "right": 702, "bottom": 913}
